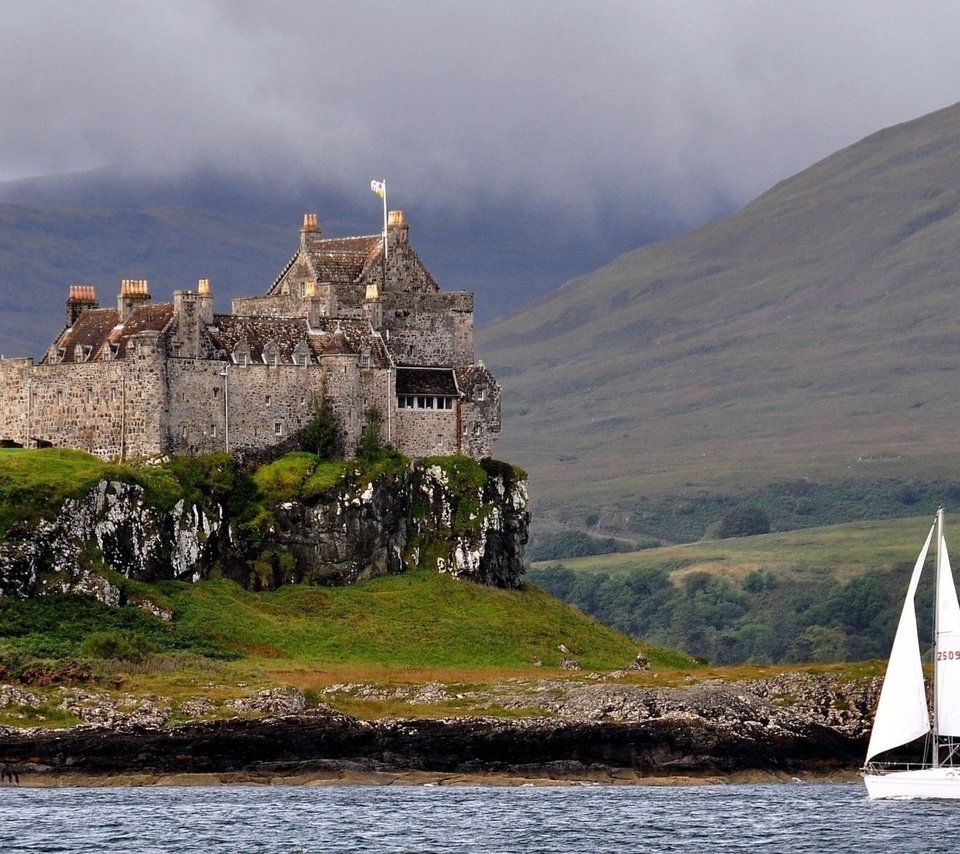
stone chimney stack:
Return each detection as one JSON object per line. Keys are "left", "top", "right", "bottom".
{"left": 300, "top": 212, "right": 322, "bottom": 252}
{"left": 66, "top": 284, "right": 98, "bottom": 326}
{"left": 387, "top": 209, "right": 409, "bottom": 244}
{"left": 117, "top": 279, "right": 151, "bottom": 323}
{"left": 197, "top": 277, "right": 214, "bottom": 325}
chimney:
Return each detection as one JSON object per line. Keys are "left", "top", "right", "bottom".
{"left": 386, "top": 209, "right": 409, "bottom": 248}
{"left": 117, "top": 279, "right": 151, "bottom": 323}
{"left": 197, "top": 277, "right": 213, "bottom": 324}
{"left": 300, "top": 212, "right": 322, "bottom": 252}
{"left": 66, "top": 284, "right": 98, "bottom": 326}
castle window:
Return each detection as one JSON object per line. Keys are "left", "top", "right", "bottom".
{"left": 110, "top": 388, "right": 118, "bottom": 402}
{"left": 174, "top": 345, "right": 182, "bottom": 357}
{"left": 477, "top": 389, "right": 486, "bottom": 402}
{"left": 57, "top": 390, "right": 63, "bottom": 405}
{"left": 359, "top": 352, "right": 371, "bottom": 369}
{"left": 213, "top": 387, "right": 220, "bottom": 398}
{"left": 232, "top": 341, "right": 250, "bottom": 366}
{"left": 181, "top": 425, "right": 187, "bottom": 438}
{"left": 262, "top": 340, "right": 279, "bottom": 366}
{"left": 265, "top": 395, "right": 272, "bottom": 406}
{"left": 211, "top": 424, "right": 217, "bottom": 438}
{"left": 274, "top": 421, "right": 283, "bottom": 436}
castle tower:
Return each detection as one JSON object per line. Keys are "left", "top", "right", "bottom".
{"left": 66, "top": 285, "right": 98, "bottom": 326}
{"left": 117, "top": 279, "right": 151, "bottom": 323}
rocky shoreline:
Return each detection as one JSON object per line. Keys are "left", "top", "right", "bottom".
{"left": 0, "top": 673, "right": 876, "bottom": 786}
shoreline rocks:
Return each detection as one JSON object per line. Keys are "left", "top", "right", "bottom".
{"left": 0, "top": 674, "right": 873, "bottom": 783}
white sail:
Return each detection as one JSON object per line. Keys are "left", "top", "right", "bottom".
{"left": 935, "top": 530, "right": 960, "bottom": 736}
{"left": 865, "top": 522, "right": 935, "bottom": 763}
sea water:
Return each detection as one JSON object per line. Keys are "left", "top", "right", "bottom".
{"left": 0, "top": 782, "right": 957, "bottom": 853}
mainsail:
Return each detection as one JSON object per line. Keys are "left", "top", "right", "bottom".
{"left": 865, "top": 522, "right": 935, "bottom": 763}
{"left": 935, "top": 533, "right": 960, "bottom": 736}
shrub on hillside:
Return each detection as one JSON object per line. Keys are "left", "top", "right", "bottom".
{"left": 717, "top": 505, "right": 770, "bottom": 538}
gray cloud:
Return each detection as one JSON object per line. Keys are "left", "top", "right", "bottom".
{"left": 3, "top": 0, "right": 960, "bottom": 228}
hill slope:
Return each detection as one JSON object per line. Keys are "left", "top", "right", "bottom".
{"left": 480, "top": 100, "right": 960, "bottom": 524}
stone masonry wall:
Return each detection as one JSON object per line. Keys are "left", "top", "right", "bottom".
{"left": 393, "top": 408, "right": 460, "bottom": 458}
{"left": 0, "top": 336, "right": 168, "bottom": 459}
{"left": 381, "top": 292, "right": 474, "bottom": 366}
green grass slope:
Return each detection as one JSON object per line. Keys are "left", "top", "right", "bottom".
{"left": 479, "top": 100, "right": 960, "bottom": 526}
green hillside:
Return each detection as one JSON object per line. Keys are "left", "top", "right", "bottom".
{"left": 480, "top": 101, "right": 960, "bottom": 534}
{"left": 529, "top": 515, "right": 939, "bottom": 665}
{"left": 0, "top": 570, "right": 693, "bottom": 726}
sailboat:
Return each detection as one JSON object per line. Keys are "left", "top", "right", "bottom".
{"left": 863, "top": 508, "right": 960, "bottom": 799}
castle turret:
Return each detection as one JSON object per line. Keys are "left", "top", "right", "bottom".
{"left": 66, "top": 285, "right": 98, "bottom": 326}
{"left": 117, "top": 279, "right": 151, "bottom": 323}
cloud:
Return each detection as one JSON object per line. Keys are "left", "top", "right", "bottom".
{"left": 3, "top": 0, "right": 960, "bottom": 228}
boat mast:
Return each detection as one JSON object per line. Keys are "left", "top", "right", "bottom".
{"left": 934, "top": 506, "right": 943, "bottom": 768}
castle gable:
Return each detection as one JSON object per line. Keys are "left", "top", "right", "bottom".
{"left": 268, "top": 235, "right": 382, "bottom": 295}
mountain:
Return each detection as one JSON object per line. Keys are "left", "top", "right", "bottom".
{"left": 479, "top": 101, "right": 960, "bottom": 529}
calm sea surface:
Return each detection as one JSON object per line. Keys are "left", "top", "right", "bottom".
{"left": 1, "top": 782, "right": 958, "bottom": 853}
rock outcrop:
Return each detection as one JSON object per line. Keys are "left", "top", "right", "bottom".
{"left": 0, "top": 673, "right": 872, "bottom": 782}
{"left": 0, "top": 480, "right": 221, "bottom": 600}
{"left": 0, "top": 456, "right": 530, "bottom": 600}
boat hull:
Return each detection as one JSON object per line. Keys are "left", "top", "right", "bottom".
{"left": 864, "top": 767, "right": 960, "bottom": 799}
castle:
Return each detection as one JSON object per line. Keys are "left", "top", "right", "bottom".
{"left": 0, "top": 210, "right": 500, "bottom": 461}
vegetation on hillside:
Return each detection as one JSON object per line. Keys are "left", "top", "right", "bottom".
{"left": 551, "top": 477, "right": 959, "bottom": 549}
{"left": 528, "top": 516, "right": 939, "bottom": 665}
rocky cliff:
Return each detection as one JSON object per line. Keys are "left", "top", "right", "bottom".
{"left": 0, "top": 455, "right": 529, "bottom": 600}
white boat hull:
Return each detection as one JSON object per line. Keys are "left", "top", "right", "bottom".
{"left": 864, "top": 767, "right": 960, "bottom": 799}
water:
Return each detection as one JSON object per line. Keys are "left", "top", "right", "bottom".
{"left": 1, "top": 782, "right": 958, "bottom": 853}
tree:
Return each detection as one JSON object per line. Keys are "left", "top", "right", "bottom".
{"left": 299, "top": 396, "right": 343, "bottom": 459}
{"left": 356, "top": 405, "right": 387, "bottom": 461}
{"left": 717, "top": 505, "right": 770, "bottom": 538}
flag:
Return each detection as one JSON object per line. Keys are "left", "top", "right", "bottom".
{"left": 370, "top": 179, "right": 386, "bottom": 198}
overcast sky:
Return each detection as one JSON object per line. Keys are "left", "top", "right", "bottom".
{"left": 2, "top": 1, "right": 960, "bottom": 265}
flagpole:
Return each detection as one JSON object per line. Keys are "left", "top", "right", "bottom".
{"left": 382, "top": 180, "right": 388, "bottom": 262}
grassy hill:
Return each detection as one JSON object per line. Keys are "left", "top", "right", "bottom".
{"left": 0, "top": 570, "right": 695, "bottom": 726}
{"left": 0, "top": 446, "right": 696, "bottom": 725}
{"left": 480, "top": 100, "right": 960, "bottom": 535}
{"left": 529, "top": 515, "right": 939, "bottom": 665}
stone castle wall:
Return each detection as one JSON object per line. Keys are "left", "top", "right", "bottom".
{"left": 0, "top": 335, "right": 168, "bottom": 458}
{"left": 382, "top": 292, "right": 474, "bottom": 366}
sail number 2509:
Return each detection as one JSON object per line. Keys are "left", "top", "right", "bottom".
{"left": 937, "top": 650, "right": 960, "bottom": 661}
